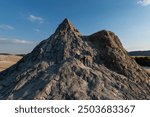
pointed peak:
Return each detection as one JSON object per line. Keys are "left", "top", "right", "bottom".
{"left": 62, "top": 18, "right": 71, "bottom": 25}
{"left": 56, "top": 18, "right": 73, "bottom": 30}
{"left": 54, "top": 18, "right": 80, "bottom": 35}
{"left": 61, "top": 18, "right": 74, "bottom": 28}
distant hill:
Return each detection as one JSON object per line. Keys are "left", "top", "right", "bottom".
{"left": 129, "top": 50, "right": 150, "bottom": 56}
{"left": 0, "top": 53, "right": 25, "bottom": 56}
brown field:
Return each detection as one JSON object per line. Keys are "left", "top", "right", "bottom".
{"left": 144, "top": 67, "right": 150, "bottom": 73}
{"left": 0, "top": 55, "right": 22, "bottom": 72}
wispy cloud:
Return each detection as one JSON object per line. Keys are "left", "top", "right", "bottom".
{"left": 0, "top": 24, "right": 15, "bottom": 30}
{"left": 34, "top": 28, "right": 40, "bottom": 32}
{"left": 14, "top": 39, "right": 33, "bottom": 44}
{"left": 27, "top": 14, "right": 44, "bottom": 23}
{"left": 137, "top": 0, "right": 150, "bottom": 6}
{"left": 0, "top": 38, "right": 33, "bottom": 45}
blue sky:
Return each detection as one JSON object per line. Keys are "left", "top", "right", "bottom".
{"left": 0, "top": 0, "right": 150, "bottom": 54}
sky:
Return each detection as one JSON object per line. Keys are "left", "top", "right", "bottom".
{"left": 0, "top": 0, "right": 150, "bottom": 54}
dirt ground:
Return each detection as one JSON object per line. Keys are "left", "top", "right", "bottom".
{"left": 143, "top": 67, "right": 150, "bottom": 73}
{"left": 0, "top": 55, "right": 22, "bottom": 72}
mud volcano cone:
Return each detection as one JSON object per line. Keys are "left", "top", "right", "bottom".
{"left": 0, "top": 19, "right": 150, "bottom": 100}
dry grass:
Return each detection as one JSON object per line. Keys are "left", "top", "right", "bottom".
{"left": 0, "top": 55, "right": 22, "bottom": 72}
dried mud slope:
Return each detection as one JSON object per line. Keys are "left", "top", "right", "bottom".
{"left": 0, "top": 19, "right": 150, "bottom": 100}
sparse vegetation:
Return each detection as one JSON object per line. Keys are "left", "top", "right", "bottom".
{"left": 131, "top": 56, "right": 150, "bottom": 67}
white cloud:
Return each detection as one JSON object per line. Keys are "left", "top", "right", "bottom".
{"left": 34, "top": 28, "right": 40, "bottom": 32}
{"left": 27, "top": 14, "right": 44, "bottom": 23}
{"left": 0, "top": 24, "right": 15, "bottom": 30}
{"left": 14, "top": 39, "right": 33, "bottom": 44}
{"left": 137, "top": 0, "right": 150, "bottom": 6}
{"left": 0, "top": 38, "right": 33, "bottom": 45}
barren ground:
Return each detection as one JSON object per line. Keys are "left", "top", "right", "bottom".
{"left": 143, "top": 67, "right": 150, "bottom": 73}
{"left": 0, "top": 55, "right": 22, "bottom": 72}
